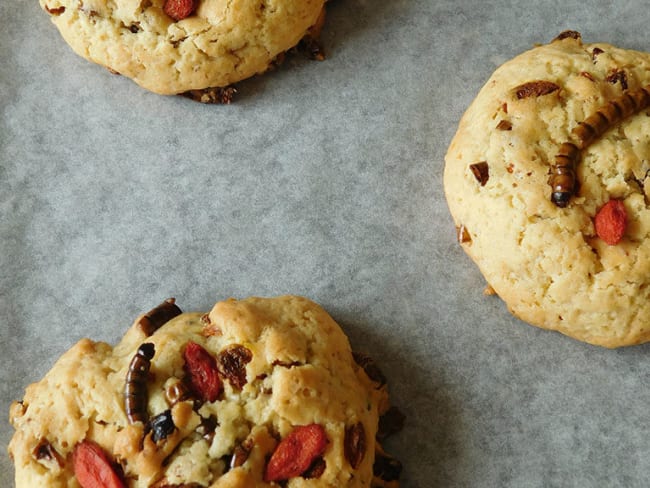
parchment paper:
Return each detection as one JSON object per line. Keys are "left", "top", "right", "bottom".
{"left": 2, "top": 1, "right": 650, "bottom": 486}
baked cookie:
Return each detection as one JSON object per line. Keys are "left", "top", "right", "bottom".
{"left": 39, "top": 0, "right": 327, "bottom": 98}
{"left": 444, "top": 31, "right": 650, "bottom": 348}
{"left": 9, "top": 296, "right": 403, "bottom": 487}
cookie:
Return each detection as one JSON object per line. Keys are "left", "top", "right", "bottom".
{"left": 39, "top": 0, "right": 327, "bottom": 97}
{"left": 8, "top": 296, "right": 403, "bottom": 487}
{"left": 444, "top": 31, "right": 650, "bottom": 348}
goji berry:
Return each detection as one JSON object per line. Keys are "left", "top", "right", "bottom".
{"left": 264, "top": 424, "right": 328, "bottom": 482}
{"left": 163, "top": 0, "right": 197, "bottom": 21}
{"left": 72, "top": 440, "right": 125, "bottom": 488}
{"left": 183, "top": 341, "right": 222, "bottom": 403}
{"left": 594, "top": 199, "right": 627, "bottom": 245}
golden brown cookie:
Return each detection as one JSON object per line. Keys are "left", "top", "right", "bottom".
{"left": 39, "top": 0, "right": 327, "bottom": 97}
{"left": 444, "top": 31, "right": 650, "bottom": 347}
{"left": 9, "top": 297, "right": 402, "bottom": 486}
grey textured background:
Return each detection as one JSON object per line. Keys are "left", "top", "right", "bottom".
{"left": 2, "top": 0, "right": 650, "bottom": 486}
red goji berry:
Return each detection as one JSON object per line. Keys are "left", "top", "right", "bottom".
{"left": 72, "top": 440, "right": 125, "bottom": 488}
{"left": 183, "top": 341, "right": 222, "bottom": 403}
{"left": 594, "top": 199, "right": 627, "bottom": 245}
{"left": 163, "top": 0, "right": 197, "bottom": 21}
{"left": 264, "top": 424, "right": 328, "bottom": 482}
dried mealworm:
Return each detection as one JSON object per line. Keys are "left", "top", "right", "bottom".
{"left": 549, "top": 84, "right": 650, "bottom": 206}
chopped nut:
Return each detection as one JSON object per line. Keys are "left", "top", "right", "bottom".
{"left": 196, "top": 416, "right": 218, "bottom": 444}
{"left": 483, "top": 284, "right": 496, "bottom": 296}
{"left": 469, "top": 161, "right": 489, "bottom": 186}
{"left": 344, "top": 422, "right": 366, "bottom": 469}
{"left": 514, "top": 80, "right": 560, "bottom": 99}
{"left": 592, "top": 47, "right": 605, "bottom": 60}
{"left": 496, "top": 120, "right": 512, "bottom": 131}
{"left": 45, "top": 5, "right": 66, "bottom": 15}
{"left": 606, "top": 69, "right": 628, "bottom": 90}
{"left": 456, "top": 225, "right": 471, "bottom": 244}
{"left": 33, "top": 438, "right": 64, "bottom": 468}
{"left": 230, "top": 439, "right": 254, "bottom": 469}
{"left": 165, "top": 379, "right": 190, "bottom": 406}
{"left": 303, "top": 458, "right": 326, "bottom": 478}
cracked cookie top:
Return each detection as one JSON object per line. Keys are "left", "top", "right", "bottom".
{"left": 39, "top": 0, "right": 326, "bottom": 95}
{"left": 444, "top": 31, "right": 650, "bottom": 347}
{"left": 9, "top": 296, "right": 402, "bottom": 487}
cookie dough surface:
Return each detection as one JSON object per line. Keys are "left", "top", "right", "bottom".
{"left": 9, "top": 296, "right": 401, "bottom": 487}
{"left": 444, "top": 32, "right": 650, "bottom": 347}
{"left": 39, "top": 0, "right": 326, "bottom": 94}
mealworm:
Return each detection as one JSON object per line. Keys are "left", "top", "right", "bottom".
{"left": 124, "top": 343, "right": 155, "bottom": 424}
{"left": 549, "top": 84, "right": 650, "bottom": 207}
{"left": 136, "top": 298, "right": 182, "bottom": 337}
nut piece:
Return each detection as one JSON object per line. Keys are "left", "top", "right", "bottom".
{"left": 606, "top": 69, "right": 628, "bottom": 90}
{"left": 496, "top": 120, "right": 512, "bottom": 131}
{"left": 344, "top": 422, "right": 366, "bottom": 469}
{"left": 514, "top": 80, "right": 560, "bottom": 99}
{"left": 469, "top": 161, "right": 489, "bottom": 186}
{"left": 32, "top": 438, "right": 64, "bottom": 468}
{"left": 456, "top": 224, "right": 472, "bottom": 244}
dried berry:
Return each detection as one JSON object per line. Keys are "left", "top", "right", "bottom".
{"left": 264, "top": 424, "right": 328, "bottom": 482}
{"left": 594, "top": 199, "right": 627, "bottom": 245}
{"left": 149, "top": 410, "right": 175, "bottom": 442}
{"left": 217, "top": 345, "right": 252, "bottom": 390}
{"left": 163, "top": 0, "right": 197, "bottom": 21}
{"left": 73, "top": 440, "right": 126, "bottom": 488}
{"left": 514, "top": 80, "right": 560, "bottom": 99}
{"left": 344, "top": 422, "right": 366, "bottom": 469}
{"left": 469, "top": 161, "right": 489, "bottom": 186}
{"left": 183, "top": 341, "right": 222, "bottom": 403}
{"left": 592, "top": 47, "right": 605, "bottom": 60}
